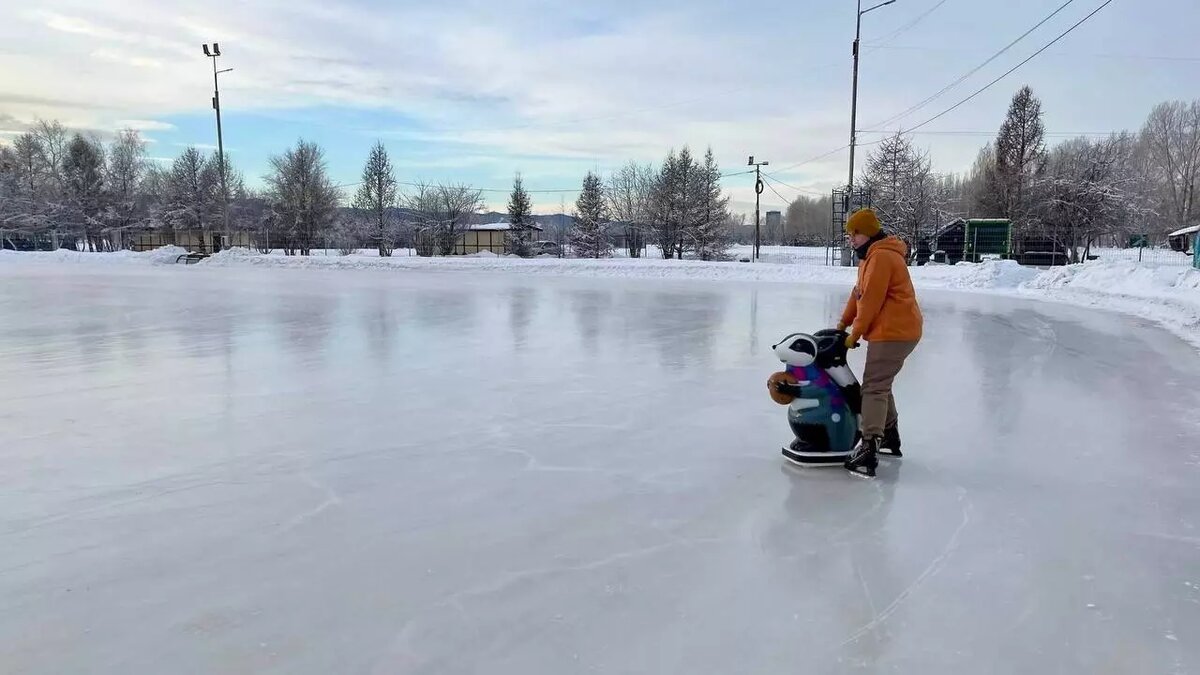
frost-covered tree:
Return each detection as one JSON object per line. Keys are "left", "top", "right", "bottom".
{"left": 104, "top": 129, "right": 148, "bottom": 241}
{"left": 1029, "top": 134, "right": 1150, "bottom": 262}
{"left": 265, "top": 140, "right": 341, "bottom": 255}
{"left": 34, "top": 119, "right": 69, "bottom": 199}
{"left": 995, "top": 86, "right": 1047, "bottom": 226}
{"left": 506, "top": 173, "right": 534, "bottom": 257}
{"left": 571, "top": 171, "right": 610, "bottom": 258}
{"left": 62, "top": 134, "right": 107, "bottom": 250}
{"left": 691, "top": 148, "right": 732, "bottom": 261}
{"left": 606, "top": 161, "right": 654, "bottom": 257}
{"left": 0, "top": 132, "right": 52, "bottom": 234}
{"left": 353, "top": 141, "right": 400, "bottom": 256}
{"left": 159, "top": 147, "right": 220, "bottom": 233}
{"left": 405, "top": 182, "right": 484, "bottom": 256}
{"left": 1139, "top": 100, "right": 1200, "bottom": 235}
{"left": 862, "top": 132, "right": 938, "bottom": 256}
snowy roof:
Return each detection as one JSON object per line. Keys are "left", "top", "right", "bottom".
{"left": 1167, "top": 224, "right": 1199, "bottom": 237}
{"left": 466, "top": 222, "right": 544, "bottom": 231}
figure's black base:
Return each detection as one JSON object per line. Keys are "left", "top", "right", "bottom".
{"left": 781, "top": 444, "right": 853, "bottom": 467}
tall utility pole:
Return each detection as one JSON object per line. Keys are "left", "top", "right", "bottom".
{"left": 202, "top": 43, "right": 233, "bottom": 250}
{"left": 749, "top": 156, "right": 768, "bottom": 261}
{"left": 847, "top": 0, "right": 896, "bottom": 194}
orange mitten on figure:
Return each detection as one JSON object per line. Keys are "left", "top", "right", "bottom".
{"left": 767, "top": 371, "right": 800, "bottom": 405}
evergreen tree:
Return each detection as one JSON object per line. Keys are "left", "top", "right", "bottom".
{"left": 995, "top": 86, "right": 1047, "bottom": 226}
{"left": 571, "top": 171, "right": 610, "bottom": 258}
{"left": 692, "top": 147, "right": 732, "bottom": 260}
{"left": 62, "top": 134, "right": 106, "bottom": 251}
{"left": 506, "top": 173, "right": 534, "bottom": 257}
{"left": 353, "top": 141, "right": 399, "bottom": 256}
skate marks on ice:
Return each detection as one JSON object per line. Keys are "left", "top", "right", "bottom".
{"left": 764, "top": 459, "right": 975, "bottom": 657}
{"left": 836, "top": 476, "right": 974, "bottom": 650}
{"left": 372, "top": 526, "right": 727, "bottom": 673}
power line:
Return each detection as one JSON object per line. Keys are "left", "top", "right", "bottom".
{"left": 901, "top": 0, "right": 1114, "bottom": 135}
{"left": 866, "top": 0, "right": 1076, "bottom": 132}
{"left": 857, "top": 129, "right": 1119, "bottom": 137}
{"left": 766, "top": 138, "right": 885, "bottom": 178}
{"left": 865, "top": 0, "right": 950, "bottom": 47}
{"left": 762, "top": 174, "right": 825, "bottom": 197}
{"left": 760, "top": 177, "right": 795, "bottom": 205}
{"left": 865, "top": 45, "right": 1200, "bottom": 62}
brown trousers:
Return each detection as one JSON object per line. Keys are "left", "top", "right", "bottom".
{"left": 860, "top": 340, "right": 918, "bottom": 438}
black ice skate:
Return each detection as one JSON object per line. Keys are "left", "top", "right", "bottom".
{"left": 844, "top": 436, "right": 880, "bottom": 478}
{"left": 880, "top": 423, "right": 902, "bottom": 458}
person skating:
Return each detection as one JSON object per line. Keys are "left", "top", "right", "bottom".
{"left": 837, "top": 208, "right": 923, "bottom": 478}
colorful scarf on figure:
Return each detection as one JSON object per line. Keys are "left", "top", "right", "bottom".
{"left": 785, "top": 364, "right": 846, "bottom": 409}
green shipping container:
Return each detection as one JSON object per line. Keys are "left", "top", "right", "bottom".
{"left": 963, "top": 219, "right": 1012, "bottom": 261}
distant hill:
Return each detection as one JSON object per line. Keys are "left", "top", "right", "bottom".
{"left": 468, "top": 212, "right": 576, "bottom": 230}
{"left": 338, "top": 207, "right": 575, "bottom": 233}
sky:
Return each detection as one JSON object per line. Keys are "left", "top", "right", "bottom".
{"left": 1, "top": 0, "right": 1197, "bottom": 215}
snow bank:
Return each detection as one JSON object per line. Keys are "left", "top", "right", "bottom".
{"left": 0, "top": 246, "right": 190, "bottom": 266}
{"left": 911, "top": 259, "right": 1038, "bottom": 290}
{"left": 1021, "top": 261, "right": 1200, "bottom": 347}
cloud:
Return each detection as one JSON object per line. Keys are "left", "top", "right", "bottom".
{"left": 116, "top": 119, "right": 176, "bottom": 131}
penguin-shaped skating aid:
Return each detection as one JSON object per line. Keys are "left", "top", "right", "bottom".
{"left": 767, "top": 329, "right": 863, "bottom": 467}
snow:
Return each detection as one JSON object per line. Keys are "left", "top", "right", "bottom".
{"left": 1, "top": 267, "right": 1198, "bottom": 673}
{"left": 0, "top": 245, "right": 190, "bottom": 266}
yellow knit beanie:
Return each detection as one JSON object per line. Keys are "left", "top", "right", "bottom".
{"left": 845, "top": 208, "right": 882, "bottom": 237}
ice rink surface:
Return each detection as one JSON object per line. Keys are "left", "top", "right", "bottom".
{"left": 2, "top": 265, "right": 1198, "bottom": 674}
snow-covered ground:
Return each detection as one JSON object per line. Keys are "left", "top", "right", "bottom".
{"left": 1, "top": 266, "right": 1198, "bottom": 673}
{"left": 5, "top": 244, "right": 1199, "bottom": 348}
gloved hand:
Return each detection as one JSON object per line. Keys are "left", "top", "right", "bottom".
{"left": 774, "top": 382, "right": 803, "bottom": 396}
{"left": 845, "top": 334, "right": 860, "bottom": 349}
{"left": 836, "top": 321, "right": 847, "bottom": 332}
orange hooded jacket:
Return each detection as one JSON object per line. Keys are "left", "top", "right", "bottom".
{"left": 840, "top": 236, "right": 923, "bottom": 343}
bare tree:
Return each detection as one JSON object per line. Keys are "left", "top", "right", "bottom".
{"left": 783, "top": 194, "right": 832, "bottom": 246}
{"left": 265, "top": 140, "right": 342, "bottom": 256}
{"left": 1139, "top": 100, "right": 1200, "bottom": 235}
{"left": 1030, "top": 134, "right": 1150, "bottom": 262}
{"left": 863, "top": 132, "right": 938, "bottom": 256}
{"left": 606, "top": 161, "right": 654, "bottom": 257}
{"left": 33, "top": 119, "right": 69, "bottom": 198}
{"left": 405, "top": 182, "right": 484, "bottom": 256}
{"left": 158, "top": 147, "right": 220, "bottom": 235}
{"left": 105, "top": 128, "right": 148, "bottom": 245}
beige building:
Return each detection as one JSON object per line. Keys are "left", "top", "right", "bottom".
{"left": 454, "top": 222, "right": 542, "bottom": 255}
{"left": 129, "top": 229, "right": 253, "bottom": 254}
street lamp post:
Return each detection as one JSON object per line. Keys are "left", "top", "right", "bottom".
{"left": 748, "top": 156, "right": 769, "bottom": 262}
{"left": 202, "top": 43, "right": 232, "bottom": 250}
{"left": 847, "top": 0, "right": 896, "bottom": 195}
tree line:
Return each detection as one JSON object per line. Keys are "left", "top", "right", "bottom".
{"left": 782, "top": 89, "right": 1200, "bottom": 262}
{"left": 1, "top": 122, "right": 737, "bottom": 259}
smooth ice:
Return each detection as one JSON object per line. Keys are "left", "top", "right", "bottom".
{"left": 1, "top": 265, "right": 1198, "bottom": 674}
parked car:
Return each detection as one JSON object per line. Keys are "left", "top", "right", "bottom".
{"left": 531, "top": 240, "right": 561, "bottom": 256}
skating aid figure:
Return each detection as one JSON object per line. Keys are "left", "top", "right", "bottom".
{"left": 767, "top": 329, "right": 864, "bottom": 469}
